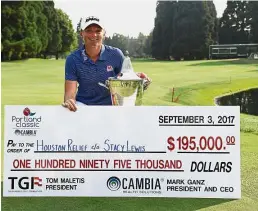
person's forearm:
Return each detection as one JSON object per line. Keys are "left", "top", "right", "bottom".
{"left": 64, "top": 80, "right": 77, "bottom": 102}
{"left": 64, "top": 92, "right": 76, "bottom": 102}
{"left": 63, "top": 92, "right": 77, "bottom": 112}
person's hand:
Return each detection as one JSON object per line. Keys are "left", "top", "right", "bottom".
{"left": 136, "top": 72, "right": 152, "bottom": 90}
{"left": 62, "top": 99, "right": 77, "bottom": 112}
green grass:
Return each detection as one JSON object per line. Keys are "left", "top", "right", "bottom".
{"left": 1, "top": 58, "right": 258, "bottom": 211}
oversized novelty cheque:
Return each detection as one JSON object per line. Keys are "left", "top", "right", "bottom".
{"left": 4, "top": 105, "right": 240, "bottom": 198}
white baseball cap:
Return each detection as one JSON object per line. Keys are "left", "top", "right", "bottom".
{"left": 81, "top": 16, "right": 104, "bottom": 30}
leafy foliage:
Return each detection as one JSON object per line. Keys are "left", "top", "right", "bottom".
{"left": 1, "top": 1, "right": 77, "bottom": 61}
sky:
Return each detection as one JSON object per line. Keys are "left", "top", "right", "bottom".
{"left": 54, "top": 0, "right": 227, "bottom": 38}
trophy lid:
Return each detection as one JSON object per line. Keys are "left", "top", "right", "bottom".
{"left": 116, "top": 56, "right": 141, "bottom": 81}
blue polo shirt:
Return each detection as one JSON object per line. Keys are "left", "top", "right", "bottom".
{"left": 65, "top": 45, "right": 125, "bottom": 105}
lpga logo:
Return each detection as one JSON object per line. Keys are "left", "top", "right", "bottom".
{"left": 107, "top": 176, "right": 121, "bottom": 191}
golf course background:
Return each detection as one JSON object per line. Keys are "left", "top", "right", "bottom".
{"left": 1, "top": 58, "right": 258, "bottom": 211}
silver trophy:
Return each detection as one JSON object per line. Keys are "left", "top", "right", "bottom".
{"left": 104, "top": 54, "right": 147, "bottom": 106}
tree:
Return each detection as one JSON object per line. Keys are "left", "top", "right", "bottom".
{"left": 144, "top": 31, "right": 153, "bottom": 57}
{"left": 219, "top": 0, "right": 249, "bottom": 44}
{"left": 152, "top": 1, "right": 176, "bottom": 60}
{"left": 56, "top": 9, "right": 77, "bottom": 59}
{"left": 42, "top": 1, "right": 59, "bottom": 58}
{"left": 152, "top": 1, "right": 216, "bottom": 60}
{"left": 170, "top": 1, "right": 216, "bottom": 60}
{"left": 76, "top": 18, "right": 83, "bottom": 48}
{"left": 1, "top": 1, "right": 77, "bottom": 61}
{"left": 1, "top": 1, "right": 48, "bottom": 60}
{"left": 109, "top": 33, "right": 127, "bottom": 54}
{"left": 247, "top": 1, "right": 258, "bottom": 43}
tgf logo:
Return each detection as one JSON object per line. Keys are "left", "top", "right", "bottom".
{"left": 8, "top": 177, "right": 42, "bottom": 190}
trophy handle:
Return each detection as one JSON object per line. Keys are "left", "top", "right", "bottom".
{"left": 143, "top": 78, "right": 151, "bottom": 91}
{"left": 98, "top": 82, "right": 110, "bottom": 90}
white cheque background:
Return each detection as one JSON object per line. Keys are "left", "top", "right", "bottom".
{"left": 4, "top": 106, "right": 240, "bottom": 198}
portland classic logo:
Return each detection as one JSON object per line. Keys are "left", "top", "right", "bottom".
{"left": 23, "top": 107, "right": 36, "bottom": 116}
{"left": 12, "top": 107, "right": 42, "bottom": 136}
{"left": 107, "top": 177, "right": 121, "bottom": 191}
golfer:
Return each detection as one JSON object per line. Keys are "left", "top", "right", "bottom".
{"left": 63, "top": 16, "right": 151, "bottom": 111}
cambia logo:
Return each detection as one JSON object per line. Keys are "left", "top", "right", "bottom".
{"left": 107, "top": 176, "right": 121, "bottom": 191}
{"left": 107, "top": 177, "right": 162, "bottom": 191}
{"left": 14, "top": 129, "right": 36, "bottom": 136}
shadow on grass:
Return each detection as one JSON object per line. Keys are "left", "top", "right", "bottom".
{"left": 131, "top": 58, "right": 173, "bottom": 63}
{"left": 248, "top": 69, "right": 258, "bottom": 72}
{"left": 1, "top": 183, "right": 234, "bottom": 211}
{"left": 188, "top": 59, "right": 258, "bottom": 66}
